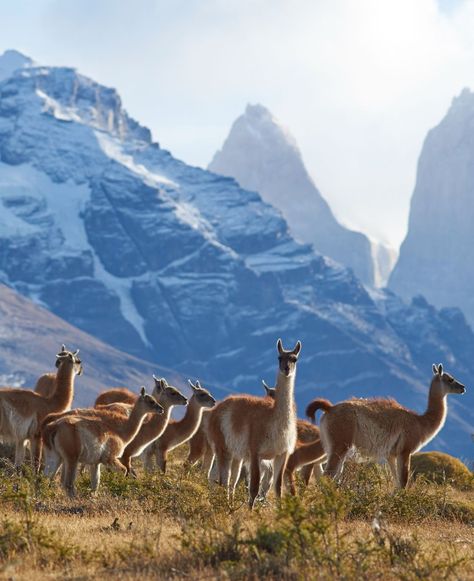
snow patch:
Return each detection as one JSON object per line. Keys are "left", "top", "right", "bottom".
{"left": 95, "top": 132, "right": 177, "bottom": 187}
{"left": 36, "top": 89, "right": 83, "bottom": 123}
{"left": 0, "top": 162, "right": 150, "bottom": 346}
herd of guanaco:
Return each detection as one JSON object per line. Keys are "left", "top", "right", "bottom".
{"left": 0, "top": 340, "right": 466, "bottom": 506}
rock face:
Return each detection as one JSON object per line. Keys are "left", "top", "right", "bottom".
{"left": 390, "top": 88, "right": 474, "bottom": 326}
{"left": 0, "top": 52, "right": 472, "bottom": 457}
{"left": 209, "top": 104, "right": 375, "bottom": 285}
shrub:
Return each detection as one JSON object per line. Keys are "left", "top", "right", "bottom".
{"left": 411, "top": 452, "right": 473, "bottom": 490}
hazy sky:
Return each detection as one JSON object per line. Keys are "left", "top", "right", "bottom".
{"left": 1, "top": 0, "right": 473, "bottom": 247}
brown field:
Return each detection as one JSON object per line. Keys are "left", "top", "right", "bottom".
{"left": 0, "top": 449, "right": 472, "bottom": 580}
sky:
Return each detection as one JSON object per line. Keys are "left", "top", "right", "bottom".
{"left": 1, "top": 0, "right": 474, "bottom": 248}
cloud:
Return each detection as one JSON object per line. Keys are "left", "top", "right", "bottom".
{"left": 1, "top": 0, "right": 474, "bottom": 246}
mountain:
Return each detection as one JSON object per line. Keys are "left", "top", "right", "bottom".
{"left": 390, "top": 88, "right": 474, "bottom": 327}
{"left": 0, "top": 52, "right": 472, "bottom": 457}
{"left": 0, "top": 283, "right": 190, "bottom": 406}
{"left": 209, "top": 104, "right": 375, "bottom": 285}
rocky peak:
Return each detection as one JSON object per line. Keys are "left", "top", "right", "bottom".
{"left": 209, "top": 104, "right": 375, "bottom": 285}
{"left": 0, "top": 49, "right": 34, "bottom": 83}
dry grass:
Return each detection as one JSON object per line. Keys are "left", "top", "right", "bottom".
{"left": 0, "top": 450, "right": 472, "bottom": 580}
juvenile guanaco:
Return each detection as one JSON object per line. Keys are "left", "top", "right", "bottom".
{"left": 42, "top": 387, "right": 162, "bottom": 497}
{"left": 145, "top": 380, "right": 215, "bottom": 473}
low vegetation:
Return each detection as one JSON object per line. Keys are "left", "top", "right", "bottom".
{"left": 0, "top": 448, "right": 472, "bottom": 579}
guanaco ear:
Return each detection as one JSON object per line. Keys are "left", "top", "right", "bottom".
{"left": 140, "top": 386, "right": 146, "bottom": 397}
{"left": 277, "top": 338, "right": 284, "bottom": 355}
{"left": 292, "top": 341, "right": 302, "bottom": 357}
{"left": 262, "top": 379, "right": 271, "bottom": 394}
{"left": 432, "top": 364, "right": 438, "bottom": 375}
{"left": 438, "top": 363, "right": 443, "bottom": 376}
{"left": 153, "top": 375, "right": 164, "bottom": 391}
{"left": 195, "top": 380, "right": 202, "bottom": 389}
{"left": 56, "top": 344, "right": 68, "bottom": 358}
{"left": 73, "top": 349, "right": 80, "bottom": 356}
{"left": 188, "top": 379, "right": 198, "bottom": 392}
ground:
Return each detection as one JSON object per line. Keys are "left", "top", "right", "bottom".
{"left": 0, "top": 449, "right": 472, "bottom": 580}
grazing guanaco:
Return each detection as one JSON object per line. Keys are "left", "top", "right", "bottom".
{"left": 120, "top": 377, "right": 188, "bottom": 476}
{"left": 145, "top": 380, "right": 216, "bottom": 473}
{"left": 34, "top": 373, "right": 56, "bottom": 398}
{"left": 306, "top": 364, "right": 466, "bottom": 488}
{"left": 95, "top": 388, "right": 137, "bottom": 407}
{"left": 262, "top": 380, "right": 325, "bottom": 495}
{"left": 0, "top": 345, "right": 82, "bottom": 468}
{"left": 208, "top": 339, "right": 301, "bottom": 507}
{"left": 42, "top": 387, "right": 163, "bottom": 497}
{"left": 285, "top": 436, "right": 325, "bottom": 495}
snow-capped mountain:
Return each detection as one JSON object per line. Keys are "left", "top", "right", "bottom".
{"left": 0, "top": 52, "right": 472, "bottom": 457}
{"left": 390, "top": 88, "right": 474, "bottom": 331}
{"left": 209, "top": 104, "right": 375, "bottom": 286}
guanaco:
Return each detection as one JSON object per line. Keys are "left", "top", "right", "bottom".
{"left": 306, "top": 364, "right": 466, "bottom": 487}
{"left": 42, "top": 387, "right": 163, "bottom": 497}
{"left": 95, "top": 388, "right": 137, "bottom": 407}
{"left": 34, "top": 373, "right": 56, "bottom": 398}
{"left": 0, "top": 345, "right": 82, "bottom": 468}
{"left": 262, "top": 380, "right": 325, "bottom": 495}
{"left": 208, "top": 339, "right": 301, "bottom": 507}
{"left": 144, "top": 380, "right": 216, "bottom": 473}
{"left": 120, "top": 376, "right": 188, "bottom": 476}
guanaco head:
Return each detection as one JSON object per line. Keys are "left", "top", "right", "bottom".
{"left": 188, "top": 380, "right": 216, "bottom": 409}
{"left": 136, "top": 387, "right": 165, "bottom": 415}
{"left": 152, "top": 375, "right": 188, "bottom": 408}
{"left": 431, "top": 364, "right": 466, "bottom": 396}
{"left": 55, "top": 345, "right": 83, "bottom": 376}
{"left": 276, "top": 338, "right": 302, "bottom": 377}
{"left": 262, "top": 379, "right": 276, "bottom": 399}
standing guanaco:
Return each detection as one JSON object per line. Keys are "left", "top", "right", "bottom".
{"left": 306, "top": 364, "right": 466, "bottom": 487}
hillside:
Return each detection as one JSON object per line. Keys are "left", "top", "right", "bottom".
{"left": 0, "top": 283, "right": 188, "bottom": 406}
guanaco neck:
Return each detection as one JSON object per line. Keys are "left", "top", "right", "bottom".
{"left": 161, "top": 396, "right": 203, "bottom": 445}
{"left": 274, "top": 370, "right": 297, "bottom": 425}
{"left": 133, "top": 403, "right": 173, "bottom": 444}
{"left": 114, "top": 405, "right": 150, "bottom": 445}
{"left": 418, "top": 381, "right": 447, "bottom": 441}
{"left": 46, "top": 360, "right": 75, "bottom": 411}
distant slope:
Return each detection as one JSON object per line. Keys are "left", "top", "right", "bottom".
{"left": 209, "top": 104, "right": 375, "bottom": 285}
{"left": 0, "top": 283, "right": 188, "bottom": 406}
